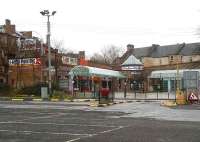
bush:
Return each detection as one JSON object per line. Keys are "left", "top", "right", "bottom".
{"left": 52, "top": 90, "right": 73, "bottom": 100}
{"left": 17, "top": 84, "right": 44, "bottom": 97}
{"left": 0, "top": 84, "right": 14, "bottom": 96}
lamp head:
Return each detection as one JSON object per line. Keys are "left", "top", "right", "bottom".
{"left": 52, "top": 11, "right": 56, "bottom": 15}
{"left": 40, "top": 10, "right": 50, "bottom": 16}
{"left": 40, "top": 11, "right": 45, "bottom": 15}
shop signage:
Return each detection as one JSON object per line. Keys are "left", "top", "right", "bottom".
{"left": 9, "top": 58, "right": 41, "bottom": 65}
{"left": 122, "top": 65, "right": 143, "bottom": 71}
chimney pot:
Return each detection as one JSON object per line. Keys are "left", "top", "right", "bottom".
{"left": 5, "top": 19, "right": 11, "bottom": 25}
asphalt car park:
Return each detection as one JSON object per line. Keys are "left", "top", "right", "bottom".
{"left": 0, "top": 101, "right": 200, "bottom": 142}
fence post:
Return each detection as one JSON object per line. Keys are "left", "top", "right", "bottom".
{"left": 124, "top": 82, "right": 127, "bottom": 99}
{"left": 135, "top": 91, "right": 136, "bottom": 99}
{"left": 168, "top": 92, "right": 169, "bottom": 99}
{"left": 157, "top": 91, "right": 158, "bottom": 100}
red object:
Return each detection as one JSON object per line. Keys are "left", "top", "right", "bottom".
{"left": 79, "top": 58, "right": 88, "bottom": 65}
{"left": 100, "top": 88, "right": 110, "bottom": 96}
{"left": 35, "top": 58, "right": 41, "bottom": 65}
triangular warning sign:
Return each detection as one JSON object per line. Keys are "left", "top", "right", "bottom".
{"left": 189, "top": 92, "right": 198, "bottom": 100}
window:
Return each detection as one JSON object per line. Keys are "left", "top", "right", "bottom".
{"left": 0, "top": 67, "right": 3, "bottom": 73}
{"left": 61, "top": 56, "right": 70, "bottom": 64}
{"left": 70, "top": 58, "right": 74, "bottom": 63}
{"left": 170, "top": 56, "right": 173, "bottom": 61}
{"left": 180, "top": 56, "right": 183, "bottom": 61}
{"left": 66, "top": 57, "right": 70, "bottom": 63}
{"left": 1, "top": 50, "right": 4, "bottom": 58}
{"left": 169, "top": 56, "right": 174, "bottom": 64}
{"left": 70, "top": 58, "right": 77, "bottom": 65}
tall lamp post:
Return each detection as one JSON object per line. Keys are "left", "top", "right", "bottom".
{"left": 40, "top": 10, "right": 56, "bottom": 96}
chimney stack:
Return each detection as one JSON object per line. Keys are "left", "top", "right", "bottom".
{"left": 127, "top": 44, "right": 134, "bottom": 51}
{"left": 5, "top": 19, "right": 11, "bottom": 25}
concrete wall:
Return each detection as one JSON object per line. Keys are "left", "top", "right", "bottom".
{"left": 143, "top": 57, "right": 160, "bottom": 67}
{"left": 143, "top": 57, "right": 170, "bottom": 67}
{"left": 192, "top": 55, "right": 200, "bottom": 62}
{"left": 182, "top": 56, "right": 192, "bottom": 63}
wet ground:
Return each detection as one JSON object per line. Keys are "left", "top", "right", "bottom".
{"left": 0, "top": 101, "right": 199, "bottom": 142}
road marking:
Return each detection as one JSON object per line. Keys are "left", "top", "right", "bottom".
{"left": 17, "top": 113, "right": 66, "bottom": 121}
{"left": 65, "top": 138, "right": 81, "bottom": 142}
{"left": 99, "top": 126, "right": 124, "bottom": 134}
{"left": 0, "top": 129, "right": 90, "bottom": 136}
{"left": 0, "top": 121, "right": 120, "bottom": 128}
{"left": 65, "top": 126, "right": 125, "bottom": 142}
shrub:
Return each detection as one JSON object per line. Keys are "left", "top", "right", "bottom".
{"left": 0, "top": 84, "right": 14, "bottom": 96}
{"left": 17, "top": 84, "right": 44, "bottom": 97}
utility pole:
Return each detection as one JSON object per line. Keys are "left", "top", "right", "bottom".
{"left": 40, "top": 10, "right": 56, "bottom": 96}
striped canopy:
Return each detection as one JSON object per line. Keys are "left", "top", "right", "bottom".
{"left": 69, "top": 65, "right": 125, "bottom": 78}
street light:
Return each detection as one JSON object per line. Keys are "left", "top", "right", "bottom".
{"left": 40, "top": 10, "right": 56, "bottom": 97}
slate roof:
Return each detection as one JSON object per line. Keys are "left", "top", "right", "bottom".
{"left": 179, "top": 43, "right": 200, "bottom": 55}
{"left": 125, "top": 42, "right": 200, "bottom": 58}
{"left": 117, "top": 42, "right": 200, "bottom": 65}
{"left": 122, "top": 55, "right": 142, "bottom": 66}
{"left": 140, "top": 42, "right": 200, "bottom": 57}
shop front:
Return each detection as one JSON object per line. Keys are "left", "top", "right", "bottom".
{"left": 69, "top": 65, "right": 125, "bottom": 101}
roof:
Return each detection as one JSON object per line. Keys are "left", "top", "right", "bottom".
{"left": 120, "top": 42, "right": 200, "bottom": 62}
{"left": 121, "top": 55, "right": 142, "bottom": 66}
{"left": 69, "top": 65, "right": 125, "bottom": 78}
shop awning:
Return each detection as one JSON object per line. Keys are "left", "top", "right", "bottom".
{"left": 149, "top": 69, "right": 200, "bottom": 78}
{"left": 69, "top": 65, "right": 125, "bottom": 78}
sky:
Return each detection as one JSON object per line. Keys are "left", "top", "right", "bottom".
{"left": 1, "top": 0, "right": 200, "bottom": 58}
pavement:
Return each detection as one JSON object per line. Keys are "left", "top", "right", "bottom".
{"left": 0, "top": 101, "right": 199, "bottom": 142}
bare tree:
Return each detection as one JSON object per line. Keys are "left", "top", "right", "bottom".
{"left": 101, "top": 45, "right": 124, "bottom": 64}
{"left": 90, "top": 53, "right": 105, "bottom": 64}
{"left": 52, "top": 39, "right": 72, "bottom": 53}
{"left": 90, "top": 45, "right": 124, "bottom": 64}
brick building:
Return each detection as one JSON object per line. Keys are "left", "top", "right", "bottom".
{"left": 0, "top": 20, "right": 17, "bottom": 85}
{"left": 7, "top": 30, "right": 60, "bottom": 88}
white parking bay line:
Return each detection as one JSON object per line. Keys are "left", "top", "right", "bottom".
{"left": 65, "top": 126, "right": 126, "bottom": 142}
{"left": 0, "top": 129, "right": 90, "bottom": 136}
{"left": 0, "top": 121, "right": 120, "bottom": 128}
{"left": 66, "top": 138, "right": 81, "bottom": 142}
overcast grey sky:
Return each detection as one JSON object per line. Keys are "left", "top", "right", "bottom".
{"left": 1, "top": 0, "right": 200, "bottom": 57}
